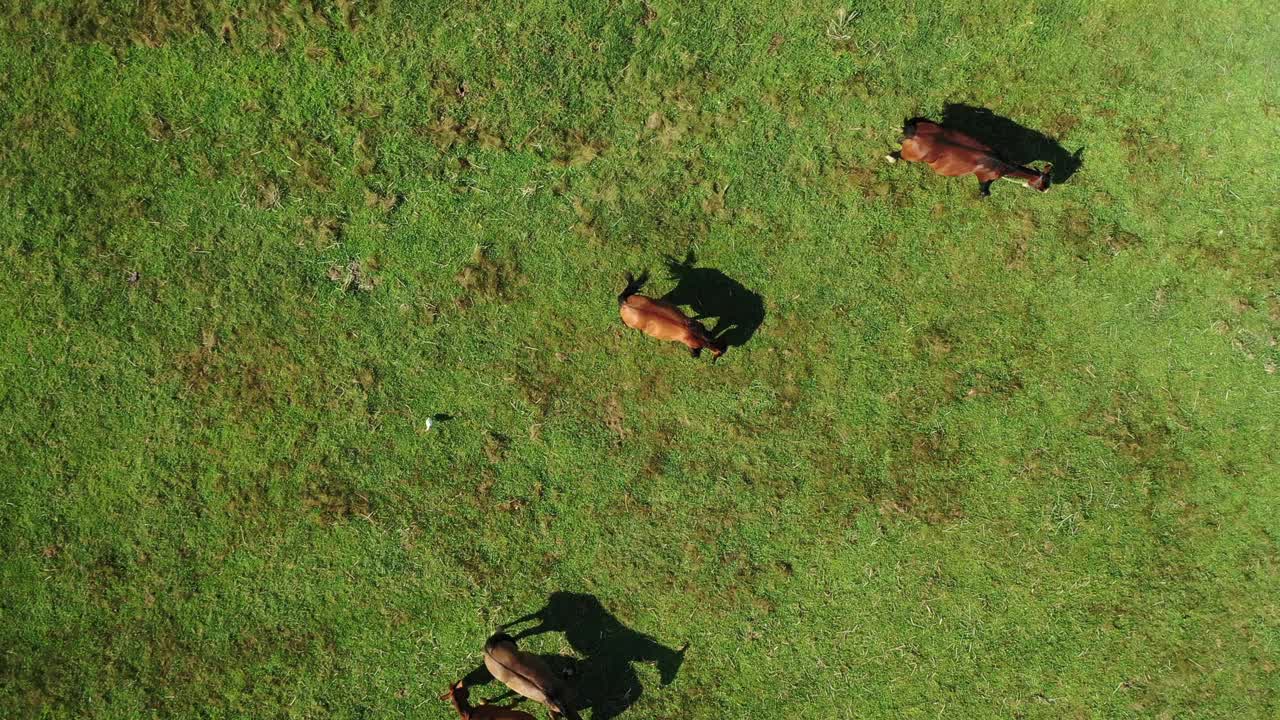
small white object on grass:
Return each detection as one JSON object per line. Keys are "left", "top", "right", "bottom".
{"left": 424, "top": 417, "right": 433, "bottom": 432}
{"left": 884, "top": 154, "right": 897, "bottom": 164}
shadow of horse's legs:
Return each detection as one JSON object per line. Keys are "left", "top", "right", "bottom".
{"left": 573, "top": 660, "right": 642, "bottom": 720}
{"left": 659, "top": 258, "right": 764, "bottom": 349}
{"left": 496, "top": 593, "right": 687, "bottom": 719}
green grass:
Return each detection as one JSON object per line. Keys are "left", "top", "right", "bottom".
{"left": 2, "top": 1, "right": 1279, "bottom": 717}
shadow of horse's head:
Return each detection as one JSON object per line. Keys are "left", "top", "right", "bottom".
{"left": 940, "top": 103, "right": 1084, "bottom": 183}
{"left": 660, "top": 251, "right": 764, "bottom": 349}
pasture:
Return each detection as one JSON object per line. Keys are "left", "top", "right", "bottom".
{"left": 1, "top": 1, "right": 1278, "bottom": 717}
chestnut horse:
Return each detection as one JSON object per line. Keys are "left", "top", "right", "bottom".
{"left": 887, "top": 118, "right": 1051, "bottom": 197}
{"left": 618, "top": 272, "right": 725, "bottom": 361}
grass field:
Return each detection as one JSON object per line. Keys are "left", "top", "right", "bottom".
{"left": 2, "top": 1, "right": 1279, "bottom": 717}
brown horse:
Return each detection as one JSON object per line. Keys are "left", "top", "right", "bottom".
{"left": 618, "top": 272, "right": 725, "bottom": 361}
{"left": 887, "top": 118, "right": 1051, "bottom": 197}
{"left": 440, "top": 680, "right": 537, "bottom": 720}
{"left": 483, "top": 633, "right": 582, "bottom": 720}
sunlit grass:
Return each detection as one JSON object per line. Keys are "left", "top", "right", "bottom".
{"left": 1, "top": 1, "right": 1277, "bottom": 718}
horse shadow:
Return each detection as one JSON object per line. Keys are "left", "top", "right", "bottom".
{"left": 466, "top": 592, "right": 687, "bottom": 720}
{"left": 938, "top": 103, "right": 1084, "bottom": 183}
{"left": 659, "top": 251, "right": 764, "bottom": 349}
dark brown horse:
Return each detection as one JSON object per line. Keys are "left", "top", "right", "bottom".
{"left": 440, "top": 680, "right": 537, "bottom": 720}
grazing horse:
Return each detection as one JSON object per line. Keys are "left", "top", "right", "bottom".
{"left": 441, "top": 681, "right": 537, "bottom": 720}
{"left": 887, "top": 118, "right": 1052, "bottom": 197}
{"left": 483, "top": 633, "right": 582, "bottom": 720}
{"left": 618, "top": 272, "right": 725, "bottom": 361}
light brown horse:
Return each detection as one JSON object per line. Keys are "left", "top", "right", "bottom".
{"left": 440, "top": 680, "right": 537, "bottom": 720}
{"left": 887, "top": 118, "right": 1051, "bottom": 197}
{"left": 618, "top": 272, "right": 725, "bottom": 361}
{"left": 483, "top": 633, "right": 581, "bottom": 720}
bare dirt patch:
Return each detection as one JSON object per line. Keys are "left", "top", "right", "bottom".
{"left": 602, "top": 395, "right": 627, "bottom": 442}
{"left": 1120, "top": 126, "right": 1181, "bottom": 166}
{"left": 1047, "top": 113, "right": 1080, "bottom": 138}
{"left": 175, "top": 328, "right": 220, "bottom": 394}
{"left": 420, "top": 116, "right": 506, "bottom": 152}
{"left": 1006, "top": 237, "right": 1029, "bottom": 269}
{"left": 302, "top": 474, "right": 372, "bottom": 525}
{"left": 255, "top": 179, "right": 283, "bottom": 209}
{"left": 145, "top": 114, "right": 174, "bottom": 142}
{"left": 352, "top": 131, "right": 376, "bottom": 176}
{"left": 570, "top": 197, "right": 603, "bottom": 244}
{"left": 283, "top": 134, "right": 334, "bottom": 193}
{"left": 483, "top": 432, "right": 511, "bottom": 464}
{"left": 327, "top": 259, "right": 380, "bottom": 294}
{"left": 961, "top": 371, "right": 1024, "bottom": 401}
{"left": 877, "top": 487, "right": 966, "bottom": 526}
{"left": 43, "top": 0, "right": 377, "bottom": 50}
{"left": 455, "top": 246, "right": 523, "bottom": 307}
{"left": 363, "top": 188, "right": 401, "bottom": 212}
{"left": 552, "top": 131, "right": 607, "bottom": 167}
{"left": 915, "top": 326, "right": 954, "bottom": 359}
{"left": 299, "top": 215, "right": 345, "bottom": 250}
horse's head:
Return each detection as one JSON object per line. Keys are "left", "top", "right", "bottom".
{"left": 1029, "top": 164, "right": 1053, "bottom": 192}
{"left": 440, "top": 680, "right": 468, "bottom": 703}
{"left": 708, "top": 337, "right": 727, "bottom": 362}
